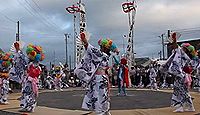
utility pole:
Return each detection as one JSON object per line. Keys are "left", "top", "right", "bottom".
{"left": 167, "top": 29, "right": 171, "bottom": 59}
{"left": 16, "top": 21, "right": 20, "bottom": 41}
{"left": 53, "top": 50, "right": 56, "bottom": 65}
{"left": 159, "top": 34, "right": 165, "bottom": 60}
{"left": 69, "top": 55, "right": 72, "bottom": 70}
{"left": 161, "top": 34, "right": 165, "bottom": 60}
{"left": 64, "top": 34, "right": 70, "bottom": 65}
{"left": 73, "top": 14, "right": 76, "bottom": 68}
{"left": 50, "top": 62, "right": 52, "bottom": 70}
{"left": 168, "top": 30, "right": 171, "bottom": 39}
{"left": 158, "top": 51, "right": 162, "bottom": 60}
{"left": 123, "top": 35, "right": 126, "bottom": 54}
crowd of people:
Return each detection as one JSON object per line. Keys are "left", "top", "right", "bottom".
{"left": 74, "top": 32, "right": 200, "bottom": 114}
{"left": 109, "top": 63, "right": 172, "bottom": 90}
{"left": 107, "top": 57, "right": 200, "bottom": 93}
{"left": 1, "top": 32, "right": 200, "bottom": 114}
{"left": 38, "top": 63, "right": 81, "bottom": 91}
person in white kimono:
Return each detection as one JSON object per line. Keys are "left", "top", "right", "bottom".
{"left": 20, "top": 61, "right": 41, "bottom": 112}
{"left": 19, "top": 44, "right": 44, "bottom": 112}
{"left": 0, "top": 65, "right": 10, "bottom": 105}
{"left": 75, "top": 32, "right": 119, "bottom": 115}
{"left": 54, "top": 66, "right": 64, "bottom": 91}
{"left": 160, "top": 72, "right": 168, "bottom": 88}
{"left": 8, "top": 42, "right": 27, "bottom": 104}
{"left": 148, "top": 65, "right": 158, "bottom": 90}
{"left": 0, "top": 50, "right": 12, "bottom": 105}
{"left": 195, "top": 51, "right": 200, "bottom": 92}
{"left": 9, "top": 42, "right": 27, "bottom": 84}
{"left": 162, "top": 41, "right": 195, "bottom": 112}
{"left": 45, "top": 73, "right": 54, "bottom": 89}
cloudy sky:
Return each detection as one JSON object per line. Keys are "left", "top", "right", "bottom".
{"left": 1, "top": 0, "right": 200, "bottom": 67}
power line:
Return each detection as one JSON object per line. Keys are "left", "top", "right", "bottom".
{"left": 179, "top": 31, "right": 200, "bottom": 37}
{"left": 16, "top": 0, "right": 62, "bottom": 34}
{"left": 20, "top": 34, "right": 63, "bottom": 38}
{"left": 177, "top": 30, "right": 200, "bottom": 35}
{"left": 179, "top": 30, "right": 200, "bottom": 34}
{"left": 16, "top": 0, "right": 37, "bottom": 19}
{"left": 29, "top": 0, "right": 61, "bottom": 29}
{"left": 172, "top": 26, "right": 200, "bottom": 32}
{"left": 0, "top": 11, "right": 16, "bottom": 23}
{"left": 30, "top": 0, "right": 42, "bottom": 10}
{"left": 0, "top": 28, "right": 15, "bottom": 32}
{"left": 24, "top": 0, "right": 63, "bottom": 33}
{"left": 171, "top": 27, "right": 200, "bottom": 38}
{"left": 0, "top": 26, "right": 16, "bottom": 31}
{"left": 23, "top": 0, "right": 62, "bottom": 33}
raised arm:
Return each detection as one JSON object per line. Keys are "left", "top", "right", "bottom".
{"left": 171, "top": 36, "right": 178, "bottom": 50}
{"left": 80, "top": 32, "right": 88, "bottom": 49}
{"left": 14, "top": 42, "right": 20, "bottom": 52}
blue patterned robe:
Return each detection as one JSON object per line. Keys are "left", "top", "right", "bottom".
{"left": 74, "top": 44, "right": 110, "bottom": 114}
{"left": 9, "top": 50, "right": 27, "bottom": 83}
{"left": 0, "top": 65, "right": 10, "bottom": 104}
{"left": 166, "top": 47, "right": 194, "bottom": 108}
{"left": 20, "top": 62, "right": 40, "bottom": 112}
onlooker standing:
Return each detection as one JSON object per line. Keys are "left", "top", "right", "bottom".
{"left": 129, "top": 66, "right": 136, "bottom": 87}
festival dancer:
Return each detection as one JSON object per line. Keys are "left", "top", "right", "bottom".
{"left": 19, "top": 44, "right": 45, "bottom": 112}
{"left": 54, "top": 66, "right": 64, "bottom": 91}
{"left": 195, "top": 50, "right": 200, "bottom": 92}
{"left": 162, "top": 38, "right": 195, "bottom": 112}
{"left": 75, "top": 32, "right": 119, "bottom": 115}
{"left": 0, "top": 50, "right": 12, "bottom": 104}
{"left": 45, "top": 73, "right": 54, "bottom": 90}
{"left": 148, "top": 65, "right": 158, "bottom": 90}
{"left": 9, "top": 42, "right": 27, "bottom": 85}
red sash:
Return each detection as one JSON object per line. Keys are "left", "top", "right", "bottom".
{"left": 28, "top": 64, "right": 41, "bottom": 78}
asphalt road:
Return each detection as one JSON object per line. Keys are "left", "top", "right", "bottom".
{"left": 0, "top": 111, "right": 19, "bottom": 115}
{"left": 38, "top": 90, "right": 172, "bottom": 110}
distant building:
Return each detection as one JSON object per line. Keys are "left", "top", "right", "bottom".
{"left": 167, "top": 38, "right": 200, "bottom": 57}
{"left": 135, "top": 57, "right": 151, "bottom": 67}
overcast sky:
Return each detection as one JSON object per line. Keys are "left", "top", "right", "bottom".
{"left": 1, "top": 0, "right": 200, "bottom": 66}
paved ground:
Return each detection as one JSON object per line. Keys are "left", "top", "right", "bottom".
{"left": 0, "top": 88, "right": 199, "bottom": 115}
{"left": 38, "top": 90, "right": 171, "bottom": 110}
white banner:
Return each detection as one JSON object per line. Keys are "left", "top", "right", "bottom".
{"left": 126, "top": 0, "right": 137, "bottom": 67}
{"left": 76, "top": 3, "right": 87, "bottom": 64}
{"left": 79, "top": 3, "right": 86, "bottom": 33}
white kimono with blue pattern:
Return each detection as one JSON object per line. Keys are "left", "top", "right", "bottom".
{"left": 0, "top": 65, "right": 10, "bottom": 104}
{"left": 9, "top": 50, "right": 27, "bottom": 83}
{"left": 166, "top": 47, "right": 194, "bottom": 108}
{"left": 75, "top": 44, "right": 110, "bottom": 114}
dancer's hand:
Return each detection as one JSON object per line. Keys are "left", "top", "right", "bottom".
{"left": 14, "top": 42, "right": 20, "bottom": 51}
{"left": 80, "top": 32, "right": 88, "bottom": 49}
{"left": 171, "top": 33, "right": 178, "bottom": 49}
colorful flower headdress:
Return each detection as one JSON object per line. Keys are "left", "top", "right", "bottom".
{"left": 181, "top": 43, "right": 197, "bottom": 58}
{"left": 0, "top": 50, "right": 13, "bottom": 68}
{"left": 98, "top": 38, "right": 119, "bottom": 53}
{"left": 26, "top": 44, "right": 45, "bottom": 62}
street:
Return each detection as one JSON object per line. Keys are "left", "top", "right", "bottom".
{"left": 0, "top": 88, "right": 200, "bottom": 115}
